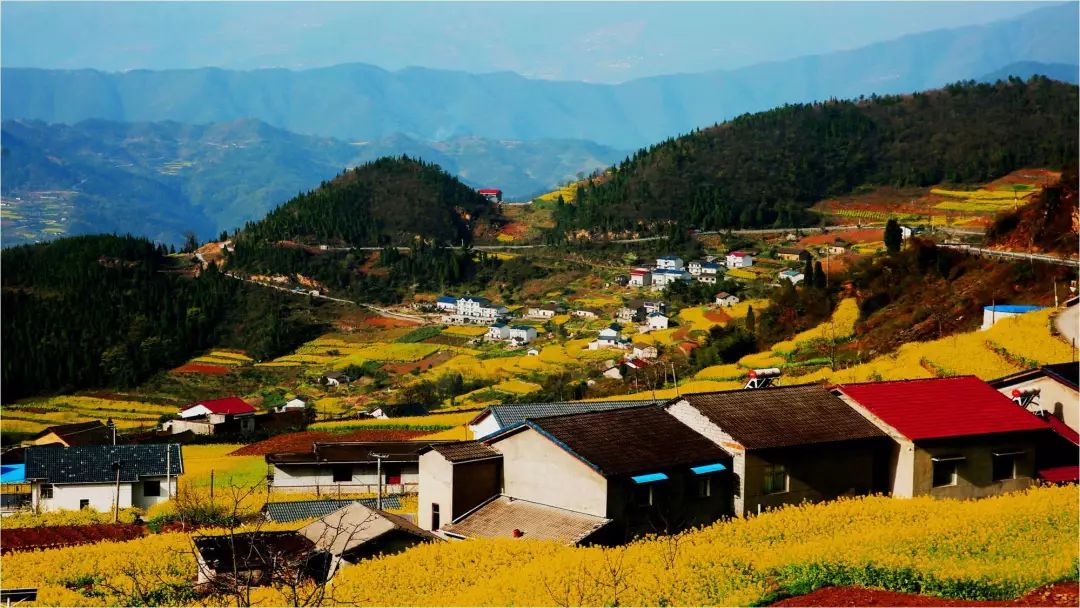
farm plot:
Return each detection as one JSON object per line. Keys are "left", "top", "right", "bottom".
{"left": 2, "top": 396, "right": 175, "bottom": 435}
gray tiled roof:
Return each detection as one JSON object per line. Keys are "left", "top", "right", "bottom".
{"left": 265, "top": 496, "right": 403, "bottom": 523}
{"left": 425, "top": 441, "right": 501, "bottom": 463}
{"left": 482, "top": 400, "right": 664, "bottom": 431}
{"left": 24, "top": 444, "right": 183, "bottom": 484}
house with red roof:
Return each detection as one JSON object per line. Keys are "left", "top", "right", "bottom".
{"left": 165, "top": 397, "right": 257, "bottom": 436}
{"left": 833, "top": 376, "right": 1064, "bottom": 498}
{"left": 477, "top": 188, "right": 502, "bottom": 203}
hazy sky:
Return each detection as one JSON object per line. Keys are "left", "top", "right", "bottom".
{"left": 1, "top": 1, "right": 1061, "bottom": 82}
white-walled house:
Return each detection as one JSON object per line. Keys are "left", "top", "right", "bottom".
{"left": 778, "top": 270, "right": 804, "bottom": 285}
{"left": 508, "top": 325, "right": 538, "bottom": 344}
{"left": 632, "top": 343, "right": 659, "bottom": 359}
{"left": 656, "top": 256, "right": 684, "bottom": 270}
{"left": 526, "top": 304, "right": 559, "bottom": 319}
{"left": 435, "top": 296, "right": 459, "bottom": 312}
{"left": 26, "top": 444, "right": 182, "bottom": 512}
{"left": 629, "top": 268, "right": 651, "bottom": 287}
{"left": 647, "top": 312, "right": 669, "bottom": 331}
{"left": 650, "top": 268, "right": 691, "bottom": 289}
{"left": 266, "top": 442, "right": 427, "bottom": 494}
{"left": 487, "top": 323, "right": 511, "bottom": 340}
{"left": 725, "top": 252, "right": 753, "bottom": 269}
{"left": 165, "top": 397, "right": 256, "bottom": 436}
{"left": 715, "top": 292, "right": 740, "bottom": 307}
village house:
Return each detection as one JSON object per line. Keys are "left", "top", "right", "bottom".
{"left": 435, "top": 295, "right": 459, "bottom": 312}
{"left": 193, "top": 531, "right": 320, "bottom": 588}
{"left": 24, "top": 421, "right": 112, "bottom": 447}
{"left": 632, "top": 343, "right": 659, "bottom": 359}
{"left": 990, "top": 362, "right": 1079, "bottom": 433}
{"left": 418, "top": 442, "right": 504, "bottom": 531}
{"left": 507, "top": 325, "right": 538, "bottom": 345}
{"left": 655, "top": 256, "right": 685, "bottom": 270}
{"left": 628, "top": 268, "right": 652, "bottom": 287}
{"left": 264, "top": 497, "right": 402, "bottom": 523}
{"left": 526, "top": 303, "right": 559, "bottom": 319}
{"left": 571, "top": 307, "right": 602, "bottom": 320}
{"left": 299, "top": 501, "right": 440, "bottom": 574}
{"left": 689, "top": 260, "right": 721, "bottom": 278}
{"left": 833, "top": 376, "right": 1071, "bottom": 497}
{"left": 266, "top": 442, "right": 432, "bottom": 494}
{"left": 442, "top": 296, "right": 510, "bottom": 325}
{"left": 25, "top": 444, "right": 182, "bottom": 512}
{"left": 646, "top": 312, "right": 669, "bottom": 331}
{"left": 826, "top": 239, "right": 848, "bottom": 255}
{"left": 164, "top": 397, "right": 257, "bottom": 436}
{"left": 486, "top": 323, "right": 510, "bottom": 341}
{"left": 650, "top": 268, "right": 692, "bottom": 289}
{"left": 477, "top": 188, "right": 503, "bottom": 203}
{"left": 466, "top": 400, "right": 666, "bottom": 440}
{"left": 778, "top": 269, "right": 805, "bottom": 285}
{"left": 777, "top": 247, "right": 809, "bottom": 262}
{"left": 695, "top": 268, "right": 719, "bottom": 284}
{"left": 665, "top": 385, "right": 892, "bottom": 516}
{"left": 715, "top": 292, "right": 740, "bottom": 307}
{"left": 617, "top": 302, "right": 644, "bottom": 323}
{"left": 643, "top": 300, "right": 666, "bottom": 315}
{"left": 276, "top": 398, "right": 307, "bottom": 413}
{"left": 900, "top": 225, "right": 925, "bottom": 240}
{"left": 725, "top": 251, "right": 753, "bottom": 269}
{"left": 590, "top": 324, "right": 630, "bottom": 350}
{"left": 321, "top": 371, "right": 350, "bottom": 387}
{"left": 430, "top": 406, "right": 732, "bottom": 544}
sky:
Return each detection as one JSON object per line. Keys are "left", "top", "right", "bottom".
{"left": 1, "top": 1, "right": 1062, "bottom": 83}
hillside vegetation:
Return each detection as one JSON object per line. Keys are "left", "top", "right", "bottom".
{"left": 554, "top": 78, "right": 1078, "bottom": 236}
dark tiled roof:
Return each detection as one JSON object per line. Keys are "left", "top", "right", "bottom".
{"left": 676, "top": 384, "right": 887, "bottom": 450}
{"left": 266, "top": 441, "right": 431, "bottom": 465}
{"left": 444, "top": 495, "right": 609, "bottom": 545}
{"left": 1043, "top": 362, "right": 1079, "bottom": 389}
{"left": 474, "top": 400, "right": 664, "bottom": 432}
{"left": 25, "top": 444, "right": 183, "bottom": 484}
{"left": 518, "top": 406, "right": 730, "bottom": 477}
{"left": 31, "top": 421, "right": 112, "bottom": 446}
{"left": 193, "top": 531, "right": 314, "bottom": 571}
{"left": 424, "top": 441, "right": 501, "bottom": 463}
{"left": 264, "top": 496, "right": 403, "bottom": 523}
{"left": 990, "top": 361, "right": 1080, "bottom": 390}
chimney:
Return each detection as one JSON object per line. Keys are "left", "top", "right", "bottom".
{"left": 745, "top": 368, "right": 781, "bottom": 390}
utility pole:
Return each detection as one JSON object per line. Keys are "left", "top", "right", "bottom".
{"left": 370, "top": 452, "right": 389, "bottom": 510}
{"left": 107, "top": 418, "right": 116, "bottom": 446}
{"left": 112, "top": 460, "right": 122, "bottom": 523}
{"left": 166, "top": 444, "right": 172, "bottom": 499}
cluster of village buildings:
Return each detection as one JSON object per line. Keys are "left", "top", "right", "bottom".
{"left": 2, "top": 361, "right": 1075, "bottom": 586}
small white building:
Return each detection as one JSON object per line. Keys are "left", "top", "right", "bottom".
{"left": 900, "top": 225, "right": 925, "bottom": 240}
{"left": 508, "top": 325, "right": 538, "bottom": 345}
{"left": 647, "top": 312, "right": 669, "bottom": 331}
{"left": 268, "top": 442, "right": 423, "bottom": 494}
{"left": 696, "top": 274, "right": 717, "bottom": 285}
{"left": 629, "top": 268, "right": 651, "bottom": 287}
{"left": 166, "top": 397, "right": 257, "bottom": 436}
{"left": 487, "top": 323, "right": 511, "bottom": 340}
{"left": 778, "top": 270, "right": 805, "bottom": 285}
{"left": 435, "top": 296, "right": 459, "bottom": 312}
{"left": 526, "top": 304, "right": 558, "bottom": 319}
{"left": 715, "top": 292, "right": 740, "bottom": 307}
{"left": 725, "top": 251, "right": 753, "bottom": 269}
{"left": 25, "top": 444, "right": 182, "bottom": 512}
{"left": 571, "top": 308, "right": 601, "bottom": 320}
{"left": 650, "top": 268, "right": 691, "bottom": 289}
{"left": 643, "top": 301, "right": 666, "bottom": 315}
{"left": 276, "top": 398, "right": 307, "bottom": 413}
{"left": 590, "top": 324, "right": 630, "bottom": 350}
{"left": 656, "top": 256, "right": 685, "bottom": 270}
{"left": 632, "top": 343, "right": 659, "bottom": 359}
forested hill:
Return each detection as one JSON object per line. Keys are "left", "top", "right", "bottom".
{"left": 237, "top": 156, "right": 492, "bottom": 247}
{"left": 1, "top": 235, "right": 326, "bottom": 402}
{"left": 553, "top": 78, "right": 1079, "bottom": 236}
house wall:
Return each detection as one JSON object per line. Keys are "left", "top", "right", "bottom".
{"left": 270, "top": 463, "right": 419, "bottom": 494}
{"left": 911, "top": 433, "right": 1041, "bottom": 499}
{"left": 131, "top": 476, "right": 178, "bottom": 509}
{"left": 495, "top": 429, "right": 608, "bottom": 517}
{"left": 603, "top": 469, "right": 731, "bottom": 541}
{"left": 468, "top": 415, "right": 502, "bottom": 440}
{"left": 418, "top": 451, "right": 453, "bottom": 530}
{"left": 995, "top": 377, "right": 1079, "bottom": 432}
{"left": 166, "top": 419, "right": 216, "bottom": 435}
{"left": 36, "top": 481, "right": 132, "bottom": 512}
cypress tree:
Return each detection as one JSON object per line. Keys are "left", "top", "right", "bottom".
{"left": 814, "top": 261, "right": 827, "bottom": 289}
{"left": 884, "top": 218, "right": 903, "bottom": 254}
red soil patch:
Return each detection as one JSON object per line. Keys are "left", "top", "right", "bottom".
{"left": 798, "top": 229, "right": 883, "bottom": 247}
{"left": 771, "top": 583, "right": 1079, "bottom": 607}
{"left": 1, "top": 524, "right": 146, "bottom": 553}
{"left": 497, "top": 222, "right": 529, "bottom": 239}
{"left": 383, "top": 351, "right": 455, "bottom": 374}
{"left": 172, "top": 363, "right": 229, "bottom": 375}
{"left": 229, "top": 428, "right": 429, "bottom": 456}
{"left": 704, "top": 309, "right": 731, "bottom": 323}
{"left": 362, "top": 316, "right": 419, "bottom": 329}
{"left": 672, "top": 327, "right": 691, "bottom": 341}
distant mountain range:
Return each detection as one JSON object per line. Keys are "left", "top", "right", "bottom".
{"left": 3, "top": 4, "right": 1077, "bottom": 149}
{"left": 0, "top": 119, "right": 624, "bottom": 246}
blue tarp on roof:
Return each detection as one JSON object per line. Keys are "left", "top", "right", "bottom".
{"left": 631, "top": 472, "right": 669, "bottom": 484}
{"left": 984, "top": 305, "right": 1044, "bottom": 314}
{"left": 0, "top": 464, "right": 26, "bottom": 483}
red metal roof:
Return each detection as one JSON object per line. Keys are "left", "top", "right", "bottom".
{"left": 478, "top": 188, "right": 501, "bottom": 194}
{"left": 1045, "top": 416, "right": 1080, "bottom": 446}
{"left": 835, "top": 376, "right": 1050, "bottom": 440}
{"left": 190, "top": 397, "right": 255, "bottom": 415}
{"left": 1038, "top": 465, "right": 1079, "bottom": 483}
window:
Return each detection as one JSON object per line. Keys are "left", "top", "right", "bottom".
{"left": 634, "top": 484, "right": 655, "bottom": 507}
{"left": 696, "top": 476, "right": 712, "bottom": 499}
{"left": 332, "top": 465, "right": 352, "bottom": 483}
{"left": 762, "top": 464, "right": 787, "bottom": 495}
{"left": 932, "top": 457, "right": 963, "bottom": 487}
{"left": 431, "top": 503, "right": 441, "bottom": 530}
{"left": 79, "top": 499, "right": 90, "bottom": 510}
{"left": 143, "top": 480, "right": 161, "bottom": 497}
{"left": 41, "top": 485, "right": 53, "bottom": 500}
{"left": 385, "top": 465, "right": 402, "bottom": 485}
{"left": 992, "top": 451, "right": 1023, "bottom": 481}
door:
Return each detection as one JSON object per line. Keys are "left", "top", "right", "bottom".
{"left": 431, "top": 503, "right": 440, "bottom": 530}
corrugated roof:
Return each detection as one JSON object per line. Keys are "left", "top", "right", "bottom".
{"left": 676, "top": 385, "right": 886, "bottom": 450}
{"left": 835, "top": 376, "right": 1050, "bottom": 441}
{"left": 443, "top": 495, "right": 609, "bottom": 545}
{"left": 476, "top": 400, "right": 664, "bottom": 431}
{"left": 266, "top": 441, "right": 431, "bottom": 465}
{"left": 25, "top": 444, "right": 183, "bottom": 484}
{"left": 187, "top": 397, "right": 255, "bottom": 415}
{"left": 264, "top": 497, "right": 403, "bottom": 523}
{"left": 519, "top": 406, "right": 731, "bottom": 477}
{"left": 424, "top": 441, "right": 501, "bottom": 463}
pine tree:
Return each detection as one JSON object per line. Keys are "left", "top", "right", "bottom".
{"left": 745, "top": 305, "right": 756, "bottom": 334}
{"left": 884, "top": 218, "right": 903, "bottom": 255}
